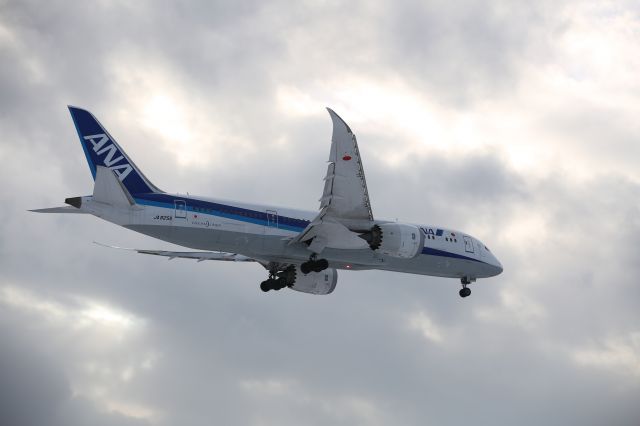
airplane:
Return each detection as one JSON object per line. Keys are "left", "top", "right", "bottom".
{"left": 32, "top": 106, "right": 503, "bottom": 297}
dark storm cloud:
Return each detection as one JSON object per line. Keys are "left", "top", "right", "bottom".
{"left": 0, "top": 322, "right": 68, "bottom": 426}
{"left": 1, "top": 0, "right": 639, "bottom": 425}
{"left": 0, "top": 315, "right": 149, "bottom": 426}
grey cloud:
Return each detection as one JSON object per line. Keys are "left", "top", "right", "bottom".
{"left": 1, "top": 0, "right": 640, "bottom": 425}
{"left": 0, "top": 323, "right": 68, "bottom": 426}
{"left": 377, "top": 0, "right": 561, "bottom": 105}
{"left": 0, "top": 318, "right": 149, "bottom": 426}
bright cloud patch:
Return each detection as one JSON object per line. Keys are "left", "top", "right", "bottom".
{"left": 573, "top": 333, "right": 640, "bottom": 380}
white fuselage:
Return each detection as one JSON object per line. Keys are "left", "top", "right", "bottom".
{"left": 80, "top": 192, "right": 503, "bottom": 280}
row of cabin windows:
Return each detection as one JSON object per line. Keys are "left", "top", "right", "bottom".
{"left": 426, "top": 235, "right": 458, "bottom": 243}
{"left": 193, "top": 206, "right": 261, "bottom": 219}
{"left": 191, "top": 207, "right": 308, "bottom": 228}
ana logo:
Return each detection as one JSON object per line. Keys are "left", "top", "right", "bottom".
{"left": 420, "top": 227, "right": 444, "bottom": 237}
{"left": 84, "top": 134, "right": 133, "bottom": 181}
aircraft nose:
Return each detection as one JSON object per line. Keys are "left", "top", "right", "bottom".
{"left": 492, "top": 256, "right": 503, "bottom": 275}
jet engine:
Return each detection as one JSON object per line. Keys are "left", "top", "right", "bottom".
{"left": 290, "top": 266, "right": 338, "bottom": 295}
{"left": 362, "top": 223, "right": 424, "bottom": 259}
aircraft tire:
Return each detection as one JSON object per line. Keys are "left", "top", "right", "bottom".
{"left": 313, "top": 259, "right": 329, "bottom": 272}
{"left": 260, "top": 280, "right": 272, "bottom": 292}
{"left": 274, "top": 278, "right": 288, "bottom": 290}
{"left": 300, "top": 262, "right": 313, "bottom": 274}
{"left": 459, "top": 287, "right": 471, "bottom": 298}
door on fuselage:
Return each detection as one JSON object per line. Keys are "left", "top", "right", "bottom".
{"left": 174, "top": 200, "right": 187, "bottom": 219}
{"left": 262, "top": 209, "right": 280, "bottom": 253}
{"left": 463, "top": 235, "right": 474, "bottom": 253}
{"left": 266, "top": 210, "right": 278, "bottom": 229}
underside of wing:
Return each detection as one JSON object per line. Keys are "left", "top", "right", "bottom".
{"left": 95, "top": 242, "right": 256, "bottom": 262}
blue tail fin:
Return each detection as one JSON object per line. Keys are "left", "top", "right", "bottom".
{"left": 68, "top": 106, "right": 162, "bottom": 194}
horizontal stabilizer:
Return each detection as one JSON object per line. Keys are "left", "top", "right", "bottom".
{"left": 29, "top": 206, "right": 88, "bottom": 214}
{"left": 94, "top": 242, "right": 256, "bottom": 262}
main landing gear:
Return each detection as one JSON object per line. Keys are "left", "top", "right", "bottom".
{"left": 459, "top": 276, "right": 475, "bottom": 298}
{"left": 300, "top": 255, "right": 329, "bottom": 275}
{"left": 260, "top": 265, "right": 296, "bottom": 292}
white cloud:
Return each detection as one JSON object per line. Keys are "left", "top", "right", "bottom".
{"left": 408, "top": 310, "right": 444, "bottom": 344}
{"left": 475, "top": 288, "right": 547, "bottom": 331}
{"left": 1, "top": 1, "right": 640, "bottom": 424}
{"left": 572, "top": 332, "right": 640, "bottom": 380}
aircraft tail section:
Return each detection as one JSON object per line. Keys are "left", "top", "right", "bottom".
{"left": 31, "top": 166, "right": 135, "bottom": 215}
{"left": 68, "top": 106, "right": 162, "bottom": 195}
{"left": 93, "top": 165, "right": 135, "bottom": 206}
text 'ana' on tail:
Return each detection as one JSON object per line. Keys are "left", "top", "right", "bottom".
{"left": 68, "top": 106, "right": 162, "bottom": 195}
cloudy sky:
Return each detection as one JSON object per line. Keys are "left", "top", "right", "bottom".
{"left": 1, "top": 0, "right": 640, "bottom": 424}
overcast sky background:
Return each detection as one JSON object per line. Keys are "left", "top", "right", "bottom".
{"left": 1, "top": 0, "right": 639, "bottom": 425}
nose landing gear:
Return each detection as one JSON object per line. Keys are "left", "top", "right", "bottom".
{"left": 459, "top": 276, "right": 475, "bottom": 298}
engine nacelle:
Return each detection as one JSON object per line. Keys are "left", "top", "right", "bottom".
{"left": 289, "top": 266, "right": 338, "bottom": 295}
{"left": 369, "top": 223, "right": 424, "bottom": 259}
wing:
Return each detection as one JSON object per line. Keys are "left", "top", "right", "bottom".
{"left": 291, "top": 109, "right": 375, "bottom": 253}
{"left": 95, "top": 242, "right": 256, "bottom": 263}
{"left": 320, "top": 108, "right": 373, "bottom": 222}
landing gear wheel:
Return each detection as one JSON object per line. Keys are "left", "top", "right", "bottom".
{"left": 459, "top": 287, "right": 471, "bottom": 298}
{"left": 301, "top": 258, "right": 329, "bottom": 274}
{"left": 313, "top": 259, "right": 329, "bottom": 272}
{"left": 273, "top": 278, "right": 288, "bottom": 290}
{"left": 260, "top": 279, "right": 272, "bottom": 292}
{"left": 300, "top": 262, "right": 313, "bottom": 275}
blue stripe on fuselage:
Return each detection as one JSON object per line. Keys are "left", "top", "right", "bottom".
{"left": 134, "top": 193, "right": 309, "bottom": 232}
{"left": 134, "top": 193, "right": 490, "bottom": 265}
